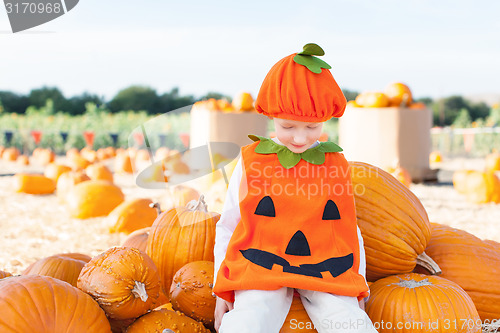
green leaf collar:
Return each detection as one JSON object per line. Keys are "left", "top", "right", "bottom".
{"left": 248, "top": 134, "right": 342, "bottom": 169}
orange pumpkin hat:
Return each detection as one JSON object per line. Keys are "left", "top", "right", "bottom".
{"left": 255, "top": 43, "right": 347, "bottom": 122}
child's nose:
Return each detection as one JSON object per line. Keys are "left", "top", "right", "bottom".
{"left": 293, "top": 133, "right": 307, "bottom": 144}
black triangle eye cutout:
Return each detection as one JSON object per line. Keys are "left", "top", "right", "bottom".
{"left": 322, "top": 200, "right": 341, "bottom": 220}
{"left": 254, "top": 196, "right": 276, "bottom": 217}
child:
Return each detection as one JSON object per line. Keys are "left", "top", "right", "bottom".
{"left": 213, "top": 44, "right": 377, "bottom": 333}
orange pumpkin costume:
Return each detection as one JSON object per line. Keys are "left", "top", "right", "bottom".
{"left": 213, "top": 138, "right": 369, "bottom": 302}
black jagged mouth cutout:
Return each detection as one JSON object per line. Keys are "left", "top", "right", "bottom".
{"left": 240, "top": 248, "right": 353, "bottom": 278}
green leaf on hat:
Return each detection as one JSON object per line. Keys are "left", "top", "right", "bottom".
{"left": 298, "top": 43, "right": 325, "bottom": 56}
{"left": 293, "top": 43, "right": 331, "bottom": 74}
{"left": 293, "top": 55, "right": 331, "bottom": 74}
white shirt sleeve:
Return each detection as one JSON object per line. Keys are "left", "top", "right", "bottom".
{"left": 357, "top": 226, "right": 366, "bottom": 280}
{"left": 213, "top": 156, "right": 243, "bottom": 285}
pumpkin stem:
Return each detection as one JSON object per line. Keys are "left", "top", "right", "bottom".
{"left": 149, "top": 202, "right": 162, "bottom": 216}
{"left": 415, "top": 251, "right": 442, "bottom": 275}
{"left": 186, "top": 195, "right": 208, "bottom": 213}
{"left": 131, "top": 281, "right": 149, "bottom": 302}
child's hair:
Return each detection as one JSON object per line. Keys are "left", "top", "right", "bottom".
{"left": 255, "top": 44, "right": 346, "bottom": 123}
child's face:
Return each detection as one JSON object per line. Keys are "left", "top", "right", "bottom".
{"left": 272, "top": 118, "right": 324, "bottom": 153}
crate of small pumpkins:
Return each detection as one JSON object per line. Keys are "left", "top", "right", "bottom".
{"left": 189, "top": 91, "right": 268, "bottom": 150}
{"left": 339, "top": 82, "right": 437, "bottom": 182}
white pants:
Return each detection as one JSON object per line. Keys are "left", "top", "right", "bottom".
{"left": 219, "top": 288, "right": 377, "bottom": 333}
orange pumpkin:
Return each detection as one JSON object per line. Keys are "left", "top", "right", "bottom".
{"left": 66, "top": 180, "right": 125, "bottom": 219}
{"left": 80, "top": 147, "right": 98, "bottom": 163}
{"left": 419, "top": 223, "right": 500, "bottom": 320}
{"left": 452, "top": 169, "right": 475, "bottom": 194}
{"left": 355, "top": 92, "right": 390, "bottom": 108}
{"left": 77, "top": 247, "right": 161, "bottom": 320}
{"left": 146, "top": 195, "right": 219, "bottom": 293}
{"left": 169, "top": 261, "right": 216, "bottom": 329}
{"left": 485, "top": 151, "right": 500, "bottom": 173}
{"left": 108, "top": 198, "right": 158, "bottom": 234}
{"left": 154, "top": 302, "right": 174, "bottom": 311}
{"left": 0, "top": 275, "right": 111, "bottom": 332}
{"left": 17, "top": 155, "right": 29, "bottom": 165}
{"left": 44, "top": 163, "right": 72, "bottom": 182}
{"left": 219, "top": 99, "right": 235, "bottom": 112}
{"left": 2, "top": 147, "right": 20, "bottom": 161}
{"left": 114, "top": 153, "right": 134, "bottom": 174}
{"left": 96, "top": 148, "right": 110, "bottom": 161}
{"left": 56, "top": 170, "right": 91, "bottom": 201}
{"left": 429, "top": 150, "right": 443, "bottom": 163}
{"left": 13, "top": 173, "right": 56, "bottom": 194}
{"left": 125, "top": 308, "right": 210, "bottom": 333}
{"left": 68, "top": 153, "right": 92, "bottom": 171}
{"left": 86, "top": 163, "right": 114, "bottom": 182}
{"left": 22, "top": 252, "right": 91, "bottom": 287}
{"left": 33, "top": 148, "right": 55, "bottom": 166}
{"left": 458, "top": 170, "right": 500, "bottom": 203}
{"left": 349, "top": 162, "right": 437, "bottom": 281}
{"left": 0, "top": 270, "right": 12, "bottom": 279}
{"left": 155, "top": 147, "right": 170, "bottom": 161}
{"left": 172, "top": 185, "right": 200, "bottom": 207}
{"left": 122, "top": 227, "right": 150, "bottom": 252}
{"left": 409, "top": 102, "right": 427, "bottom": 109}
{"left": 388, "top": 166, "right": 412, "bottom": 187}
{"left": 384, "top": 82, "right": 413, "bottom": 107}
{"left": 346, "top": 100, "right": 361, "bottom": 108}
{"left": 66, "top": 147, "right": 80, "bottom": 159}
{"left": 366, "top": 273, "right": 480, "bottom": 333}
{"left": 232, "top": 92, "right": 254, "bottom": 111}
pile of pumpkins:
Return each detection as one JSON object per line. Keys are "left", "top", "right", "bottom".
{"left": 452, "top": 151, "right": 500, "bottom": 204}
{"left": 10, "top": 144, "right": 210, "bottom": 220}
{"left": 349, "top": 82, "right": 427, "bottom": 109}
{"left": 192, "top": 92, "right": 256, "bottom": 113}
{"left": 3, "top": 156, "right": 500, "bottom": 332}
{"left": 0, "top": 146, "right": 57, "bottom": 165}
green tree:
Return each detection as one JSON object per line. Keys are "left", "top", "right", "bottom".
{"left": 452, "top": 108, "right": 472, "bottom": 128}
{"left": 431, "top": 96, "right": 492, "bottom": 126}
{"left": 29, "top": 86, "right": 69, "bottom": 112}
{"left": 414, "top": 97, "right": 433, "bottom": 105}
{"left": 198, "top": 91, "right": 231, "bottom": 102}
{"left": 0, "top": 91, "right": 30, "bottom": 113}
{"left": 487, "top": 105, "right": 500, "bottom": 126}
{"left": 431, "top": 96, "right": 469, "bottom": 126}
{"left": 67, "top": 93, "right": 104, "bottom": 115}
{"left": 108, "top": 85, "right": 160, "bottom": 113}
{"left": 159, "top": 87, "right": 196, "bottom": 113}
{"left": 468, "top": 101, "right": 490, "bottom": 121}
{"left": 342, "top": 89, "right": 359, "bottom": 101}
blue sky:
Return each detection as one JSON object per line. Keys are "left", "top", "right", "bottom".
{"left": 1, "top": 0, "right": 499, "bottom": 101}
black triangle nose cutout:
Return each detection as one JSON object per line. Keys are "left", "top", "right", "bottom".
{"left": 285, "top": 231, "right": 311, "bottom": 256}
{"left": 254, "top": 196, "right": 276, "bottom": 217}
{"left": 322, "top": 200, "right": 341, "bottom": 220}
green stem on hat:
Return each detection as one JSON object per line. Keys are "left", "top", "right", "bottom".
{"left": 293, "top": 43, "right": 332, "bottom": 74}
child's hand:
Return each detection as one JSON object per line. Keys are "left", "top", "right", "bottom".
{"left": 214, "top": 297, "right": 234, "bottom": 332}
